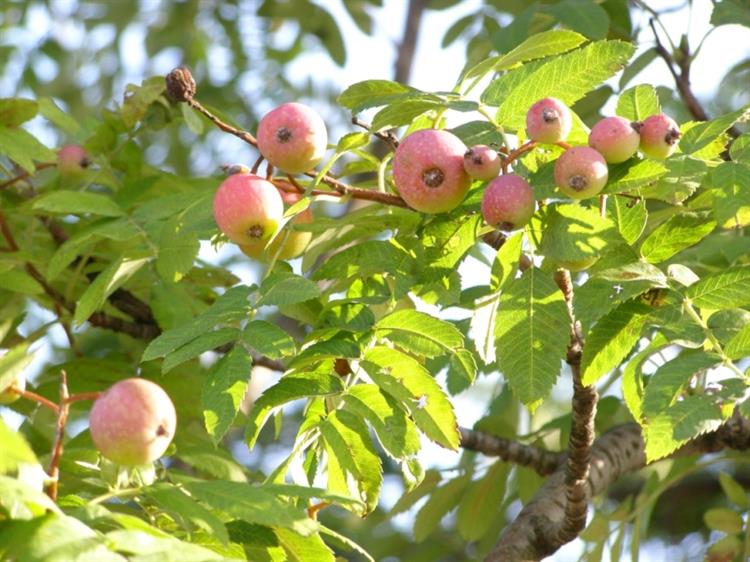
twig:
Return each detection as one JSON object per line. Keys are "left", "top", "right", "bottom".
{"left": 459, "top": 427, "right": 563, "bottom": 476}
{"left": 64, "top": 391, "right": 102, "bottom": 405}
{"left": 0, "top": 162, "right": 55, "bottom": 190}
{"left": 501, "top": 140, "right": 537, "bottom": 170}
{"left": 306, "top": 501, "right": 331, "bottom": 519}
{"left": 352, "top": 117, "right": 399, "bottom": 151}
{"left": 46, "top": 370, "right": 70, "bottom": 502}
{"left": 8, "top": 387, "right": 60, "bottom": 414}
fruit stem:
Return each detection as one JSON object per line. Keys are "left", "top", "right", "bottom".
{"left": 0, "top": 162, "right": 55, "bottom": 191}
{"left": 64, "top": 391, "right": 102, "bottom": 404}
{"left": 556, "top": 141, "right": 572, "bottom": 150}
{"left": 502, "top": 140, "right": 537, "bottom": 171}
{"left": 8, "top": 387, "right": 60, "bottom": 414}
{"left": 46, "top": 370, "right": 71, "bottom": 502}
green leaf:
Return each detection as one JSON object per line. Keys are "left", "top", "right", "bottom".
{"left": 38, "top": 97, "right": 81, "bottom": 135}
{"left": 640, "top": 212, "right": 716, "bottom": 263}
{"left": 184, "top": 481, "right": 317, "bottom": 535}
{"left": 465, "top": 29, "right": 586, "bottom": 81}
{"left": 704, "top": 508, "right": 745, "bottom": 534}
{"left": 245, "top": 371, "right": 344, "bottom": 448}
{"left": 686, "top": 266, "right": 750, "bottom": 310}
{"left": 413, "top": 474, "right": 472, "bottom": 542}
{"left": 0, "top": 419, "right": 37, "bottom": 474}
{"left": 74, "top": 255, "right": 149, "bottom": 325}
{"left": 449, "top": 120, "right": 504, "bottom": 146}
{"left": 120, "top": 76, "right": 165, "bottom": 128}
{"left": 603, "top": 159, "right": 669, "bottom": 195}
{"left": 616, "top": 84, "right": 660, "bottom": 121}
{"left": 336, "top": 132, "right": 369, "bottom": 152}
{"left": 621, "top": 334, "right": 669, "bottom": 422}
{"left": 494, "top": 40, "right": 635, "bottom": 130}
{"left": 312, "top": 241, "right": 413, "bottom": 281}
{"left": 320, "top": 409, "right": 382, "bottom": 514}
{"left": 456, "top": 462, "right": 508, "bottom": 542}
{"left": 448, "top": 348, "right": 478, "bottom": 393}
{"left": 343, "top": 384, "right": 420, "bottom": 459}
{"left": 162, "top": 328, "right": 239, "bottom": 374}
{"left": 0, "top": 98, "right": 37, "bottom": 127}
{"left": 391, "top": 470, "right": 442, "bottom": 515}
{"left": 544, "top": 0, "right": 610, "bottom": 40}
{"left": 363, "top": 346, "right": 459, "bottom": 449}
{"left": 375, "top": 309, "right": 463, "bottom": 358}
{"left": 142, "top": 285, "right": 252, "bottom": 361}
{"left": 32, "top": 191, "right": 125, "bottom": 217}
{"left": 337, "top": 80, "right": 421, "bottom": 113}
{"left": 680, "top": 105, "right": 750, "bottom": 155}
{"left": 0, "top": 476, "right": 61, "bottom": 520}
{"left": 670, "top": 395, "right": 725, "bottom": 441}
{"left": 0, "top": 342, "right": 34, "bottom": 397}
{"left": 203, "top": 346, "right": 252, "bottom": 444}
{"left": 581, "top": 300, "right": 650, "bottom": 386}
{"left": 729, "top": 133, "right": 750, "bottom": 162}
{"left": 146, "top": 484, "right": 229, "bottom": 544}
{"left": 242, "top": 320, "right": 296, "bottom": 360}
{"left": 157, "top": 215, "right": 199, "bottom": 282}
{"left": 608, "top": 196, "right": 647, "bottom": 245}
{"left": 539, "top": 203, "right": 619, "bottom": 264}
{"left": 495, "top": 268, "right": 569, "bottom": 409}
{"left": 0, "top": 126, "right": 57, "bottom": 173}
{"left": 258, "top": 270, "right": 320, "bottom": 307}
{"left": 371, "top": 99, "right": 443, "bottom": 132}
{"left": 276, "top": 527, "right": 334, "bottom": 562}
{"left": 107, "top": 528, "right": 222, "bottom": 561}
{"left": 719, "top": 472, "right": 749, "bottom": 509}
{"left": 642, "top": 351, "right": 720, "bottom": 416}
{"left": 726, "top": 322, "right": 750, "bottom": 359}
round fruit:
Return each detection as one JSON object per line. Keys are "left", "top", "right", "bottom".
{"left": 213, "top": 173, "right": 284, "bottom": 246}
{"left": 240, "top": 187, "right": 313, "bottom": 261}
{"left": 392, "top": 129, "right": 471, "bottom": 214}
{"left": 89, "top": 378, "right": 177, "bottom": 466}
{"left": 0, "top": 372, "right": 25, "bottom": 405}
{"left": 257, "top": 102, "right": 328, "bottom": 174}
{"left": 639, "top": 114, "right": 681, "bottom": 159}
{"left": 57, "top": 144, "right": 90, "bottom": 176}
{"left": 463, "top": 145, "right": 502, "bottom": 180}
{"left": 481, "top": 174, "right": 535, "bottom": 231}
{"left": 554, "top": 146, "right": 609, "bottom": 199}
{"left": 526, "top": 98, "right": 573, "bottom": 144}
{"left": 588, "top": 116, "right": 640, "bottom": 163}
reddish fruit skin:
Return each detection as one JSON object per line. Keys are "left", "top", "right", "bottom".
{"left": 588, "top": 116, "right": 640, "bottom": 163}
{"left": 213, "top": 173, "right": 284, "bottom": 246}
{"left": 57, "top": 144, "right": 90, "bottom": 175}
{"left": 463, "top": 145, "right": 502, "bottom": 180}
{"left": 481, "top": 174, "right": 535, "bottom": 230}
{"left": 392, "top": 129, "right": 471, "bottom": 213}
{"left": 240, "top": 188, "right": 313, "bottom": 260}
{"left": 0, "top": 372, "right": 25, "bottom": 405}
{"left": 257, "top": 103, "right": 328, "bottom": 174}
{"left": 526, "top": 98, "right": 572, "bottom": 144}
{"left": 554, "top": 146, "right": 608, "bottom": 199}
{"left": 639, "top": 114, "right": 681, "bottom": 159}
{"left": 89, "top": 378, "right": 176, "bottom": 466}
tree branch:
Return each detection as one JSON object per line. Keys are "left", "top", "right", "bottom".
{"left": 485, "top": 416, "right": 750, "bottom": 561}
{"left": 459, "top": 427, "right": 563, "bottom": 476}
{"left": 394, "top": 0, "right": 427, "bottom": 84}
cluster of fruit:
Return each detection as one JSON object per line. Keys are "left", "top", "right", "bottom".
{"left": 213, "top": 98, "right": 681, "bottom": 255}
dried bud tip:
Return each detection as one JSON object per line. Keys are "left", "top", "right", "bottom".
{"left": 166, "top": 66, "right": 196, "bottom": 102}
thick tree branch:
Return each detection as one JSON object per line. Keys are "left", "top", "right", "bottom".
{"left": 394, "top": 0, "right": 427, "bottom": 84}
{"left": 459, "top": 427, "right": 563, "bottom": 476}
{"left": 486, "top": 416, "right": 750, "bottom": 562}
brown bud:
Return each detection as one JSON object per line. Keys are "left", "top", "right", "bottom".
{"left": 165, "top": 66, "right": 196, "bottom": 102}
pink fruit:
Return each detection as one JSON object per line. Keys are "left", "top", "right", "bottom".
{"left": 526, "top": 98, "right": 573, "bottom": 144}
{"left": 481, "top": 174, "right": 535, "bottom": 230}
{"left": 554, "top": 146, "right": 608, "bottom": 199}
{"left": 213, "top": 173, "right": 284, "bottom": 246}
{"left": 240, "top": 186, "right": 313, "bottom": 261}
{"left": 257, "top": 102, "right": 328, "bottom": 174}
{"left": 0, "top": 372, "right": 25, "bottom": 405}
{"left": 89, "top": 378, "right": 176, "bottom": 466}
{"left": 57, "top": 144, "right": 90, "bottom": 175}
{"left": 588, "top": 116, "right": 640, "bottom": 163}
{"left": 638, "top": 114, "right": 681, "bottom": 159}
{"left": 463, "top": 145, "right": 502, "bottom": 180}
{"left": 392, "top": 129, "right": 471, "bottom": 213}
